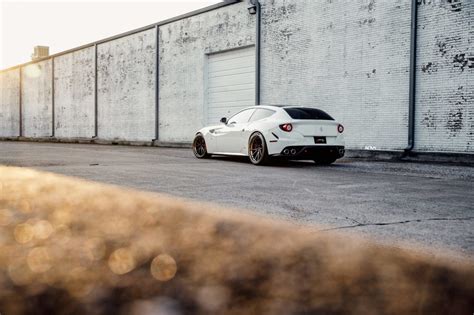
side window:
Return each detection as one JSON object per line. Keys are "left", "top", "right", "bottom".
{"left": 249, "top": 109, "right": 275, "bottom": 122}
{"left": 228, "top": 109, "right": 255, "bottom": 124}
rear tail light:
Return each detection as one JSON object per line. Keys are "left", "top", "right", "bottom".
{"left": 338, "top": 124, "right": 344, "bottom": 133}
{"left": 279, "top": 124, "right": 293, "bottom": 132}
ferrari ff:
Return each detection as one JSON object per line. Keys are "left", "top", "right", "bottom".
{"left": 192, "top": 105, "right": 345, "bottom": 165}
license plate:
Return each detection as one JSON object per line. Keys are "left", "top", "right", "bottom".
{"left": 314, "top": 137, "right": 326, "bottom": 144}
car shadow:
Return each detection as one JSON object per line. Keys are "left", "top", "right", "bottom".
{"left": 209, "top": 155, "right": 348, "bottom": 168}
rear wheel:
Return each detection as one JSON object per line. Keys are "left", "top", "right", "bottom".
{"left": 248, "top": 132, "right": 269, "bottom": 165}
{"left": 192, "top": 134, "right": 210, "bottom": 159}
{"left": 314, "top": 157, "right": 337, "bottom": 165}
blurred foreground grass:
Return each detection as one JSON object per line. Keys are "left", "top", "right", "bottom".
{"left": 0, "top": 166, "right": 473, "bottom": 315}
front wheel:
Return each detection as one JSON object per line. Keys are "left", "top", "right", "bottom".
{"left": 192, "top": 134, "right": 210, "bottom": 159}
{"left": 248, "top": 132, "right": 269, "bottom": 165}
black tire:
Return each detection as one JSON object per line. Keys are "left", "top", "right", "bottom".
{"left": 314, "top": 157, "right": 337, "bottom": 165}
{"left": 192, "top": 133, "right": 210, "bottom": 159}
{"left": 248, "top": 132, "right": 269, "bottom": 165}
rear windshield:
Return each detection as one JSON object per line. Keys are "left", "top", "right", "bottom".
{"left": 284, "top": 108, "right": 334, "bottom": 120}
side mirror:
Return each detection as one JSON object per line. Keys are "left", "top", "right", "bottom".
{"left": 220, "top": 117, "right": 227, "bottom": 124}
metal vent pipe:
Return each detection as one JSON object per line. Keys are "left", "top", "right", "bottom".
{"left": 404, "top": 0, "right": 418, "bottom": 156}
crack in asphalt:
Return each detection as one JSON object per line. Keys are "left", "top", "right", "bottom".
{"left": 318, "top": 216, "right": 474, "bottom": 232}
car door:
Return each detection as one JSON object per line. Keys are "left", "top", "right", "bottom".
{"left": 216, "top": 109, "right": 255, "bottom": 154}
{"left": 240, "top": 108, "right": 276, "bottom": 153}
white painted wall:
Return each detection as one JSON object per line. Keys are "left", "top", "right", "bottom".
{"left": 22, "top": 60, "right": 53, "bottom": 137}
{"left": 54, "top": 47, "right": 95, "bottom": 138}
{"left": 0, "top": 69, "right": 20, "bottom": 137}
{"left": 414, "top": 1, "right": 473, "bottom": 153}
{"left": 159, "top": 1, "right": 255, "bottom": 143}
{"left": 97, "top": 29, "right": 156, "bottom": 141}
{"left": 260, "top": 0, "right": 411, "bottom": 151}
{"left": 0, "top": 1, "right": 472, "bottom": 154}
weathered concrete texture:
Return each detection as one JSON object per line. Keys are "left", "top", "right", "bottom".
{"left": 0, "top": 69, "right": 20, "bottom": 137}
{"left": 260, "top": 0, "right": 411, "bottom": 151}
{"left": 159, "top": 1, "right": 255, "bottom": 143}
{"left": 415, "top": 0, "right": 474, "bottom": 153}
{"left": 54, "top": 47, "right": 95, "bottom": 138}
{"left": 21, "top": 60, "right": 53, "bottom": 137}
{"left": 1, "top": 1, "right": 472, "bottom": 155}
{"left": 97, "top": 29, "right": 155, "bottom": 141}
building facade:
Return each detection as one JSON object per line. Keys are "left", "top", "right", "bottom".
{"left": 0, "top": 0, "right": 472, "bottom": 154}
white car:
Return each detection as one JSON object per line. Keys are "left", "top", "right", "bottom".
{"left": 192, "top": 105, "right": 345, "bottom": 165}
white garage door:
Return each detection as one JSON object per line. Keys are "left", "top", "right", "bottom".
{"left": 206, "top": 46, "right": 256, "bottom": 124}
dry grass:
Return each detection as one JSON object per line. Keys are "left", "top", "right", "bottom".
{"left": 0, "top": 166, "right": 473, "bottom": 315}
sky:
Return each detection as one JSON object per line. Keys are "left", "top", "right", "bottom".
{"left": 0, "top": 0, "right": 221, "bottom": 69}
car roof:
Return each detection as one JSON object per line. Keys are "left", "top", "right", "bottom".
{"left": 250, "top": 105, "right": 304, "bottom": 110}
{"left": 233, "top": 105, "right": 307, "bottom": 113}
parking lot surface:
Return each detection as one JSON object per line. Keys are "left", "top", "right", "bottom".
{"left": 1, "top": 141, "right": 473, "bottom": 259}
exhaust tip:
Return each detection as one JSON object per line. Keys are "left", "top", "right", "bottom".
{"left": 290, "top": 149, "right": 297, "bottom": 155}
{"left": 283, "top": 149, "right": 290, "bottom": 155}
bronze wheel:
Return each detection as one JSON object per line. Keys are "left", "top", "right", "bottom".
{"left": 248, "top": 132, "right": 268, "bottom": 165}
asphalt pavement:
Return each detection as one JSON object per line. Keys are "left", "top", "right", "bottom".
{"left": 1, "top": 141, "right": 473, "bottom": 260}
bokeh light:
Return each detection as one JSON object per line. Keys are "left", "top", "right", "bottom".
{"left": 33, "top": 220, "right": 54, "bottom": 240}
{"left": 14, "top": 223, "right": 34, "bottom": 244}
{"left": 108, "top": 248, "right": 136, "bottom": 275}
{"left": 27, "top": 247, "right": 52, "bottom": 273}
{"left": 150, "top": 254, "right": 177, "bottom": 282}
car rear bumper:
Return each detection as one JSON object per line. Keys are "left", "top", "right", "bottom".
{"left": 273, "top": 145, "right": 345, "bottom": 160}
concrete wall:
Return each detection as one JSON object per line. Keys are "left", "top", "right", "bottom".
{"left": 414, "top": 0, "right": 474, "bottom": 153}
{"left": 21, "top": 60, "right": 52, "bottom": 137}
{"left": 97, "top": 29, "right": 156, "bottom": 141}
{"left": 260, "top": 0, "right": 412, "bottom": 151}
{"left": 159, "top": 1, "right": 255, "bottom": 142}
{"left": 0, "top": 69, "right": 20, "bottom": 137}
{"left": 54, "top": 47, "right": 95, "bottom": 138}
{"left": 0, "top": 1, "right": 472, "bottom": 155}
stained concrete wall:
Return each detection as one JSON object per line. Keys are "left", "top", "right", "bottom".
{"left": 159, "top": 1, "right": 255, "bottom": 142}
{"left": 97, "top": 29, "right": 156, "bottom": 142}
{"left": 1, "top": 1, "right": 472, "bottom": 155}
{"left": 21, "top": 60, "right": 53, "bottom": 137}
{"left": 54, "top": 47, "right": 95, "bottom": 138}
{"left": 0, "top": 69, "right": 20, "bottom": 137}
{"left": 414, "top": 0, "right": 474, "bottom": 153}
{"left": 260, "top": 0, "right": 411, "bottom": 151}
